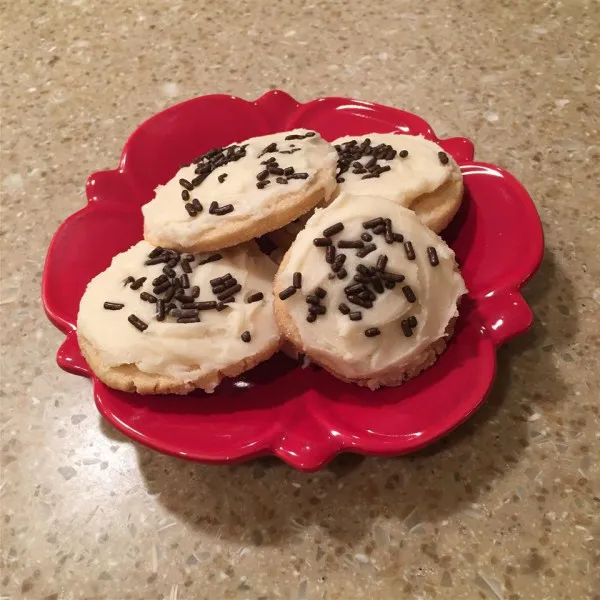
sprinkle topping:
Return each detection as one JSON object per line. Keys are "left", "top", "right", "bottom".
{"left": 103, "top": 302, "right": 124, "bottom": 310}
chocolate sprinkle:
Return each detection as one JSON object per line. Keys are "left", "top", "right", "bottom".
{"left": 384, "top": 218, "right": 394, "bottom": 244}
{"left": 308, "top": 305, "right": 326, "bottom": 315}
{"left": 218, "top": 173, "right": 228, "bottom": 183}
{"left": 180, "top": 273, "right": 190, "bottom": 289}
{"left": 347, "top": 296, "right": 373, "bottom": 309}
{"left": 313, "top": 237, "right": 332, "bottom": 247}
{"left": 336, "top": 268, "right": 348, "bottom": 279}
{"left": 361, "top": 232, "right": 373, "bottom": 242}
{"left": 402, "top": 285, "right": 417, "bottom": 303}
{"left": 156, "top": 299, "right": 166, "bottom": 321}
{"left": 256, "top": 169, "right": 269, "bottom": 181}
{"left": 293, "top": 272, "right": 302, "bottom": 289}
{"left": 153, "top": 274, "right": 168, "bottom": 286}
{"left": 246, "top": 292, "right": 264, "bottom": 304}
{"left": 260, "top": 142, "right": 278, "bottom": 156}
{"left": 332, "top": 253, "right": 346, "bottom": 272}
{"left": 359, "top": 289, "right": 376, "bottom": 301}
{"left": 353, "top": 275, "right": 373, "bottom": 285}
{"left": 287, "top": 172, "right": 309, "bottom": 179}
{"left": 181, "top": 189, "right": 190, "bottom": 201}
{"left": 194, "top": 301, "right": 217, "bottom": 310}
{"left": 209, "top": 201, "right": 218, "bottom": 214}
{"left": 181, "top": 260, "right": 192, "bottom": 274}
{"left": 179, "top": 178, "right": 193, "bottom": 191}
{"left": 284, "top": 167, "right": 295, "bottom": 176}
{"left": 404, "top": 241, "right": 416, "bottom": 260}
{"left": 148, "top": 247, "right": 164, "bottom": 259}
{"left": 345, "top": 283, "right": 364, "bottom": 295}
{"left": 365, "top": 328, "right": 381, "bottom": 337}
{"left": 336, "top": 177, "right": 345, "bottom": 183}
{"left": 199, "top": 253, "right": 222, "bottom": 265}
{"left": 314, "top": 287, "right": 327, "bottom": 299}
{"left": 128, "top": 314, "right": 148, "bottom": 332}
{"left": 306, "top": 313, "right": 317, "bottom": 323}
{"left": 172, "top": 308, "right": 199, "bottom": 319}
{"left": 407, "top": 315, "right": 418, "bottom": 328}
{"left": 338, "top": 240, "right": 364, "bottom": 249}
{"left": 401, "top": 319, "right": 413, "bottom": 337}
{"left": 214, "top": 204, "right": 234, "bottom": 216}
{"left": 256, "top": 180, "right": 270, "bottom": 189}
{"left": 338, "top": 303, "right": 350, "bottom": 315}
{"left": 372, "top": 278, "right": 385, "bottom": 294}
{"left": 275, "top": 177, "right": 288, "bottom": 184}
{"left": 356, "top": 264, "right": 373, "bottom": 277}
{"left": 380, "top": 271, "right": 405, "bottom": 283}
{"left": 438, "top": 151, "right": 449, "bottom": 165}
{"left": 326, "top": 245, "right": 336, "bottom": 264}
{"left": 372, "top": 224, "right": 386, "bottom": 235}
{"left": 392, "top": 232, "right": 404, "bottom": 243}
{"left": 356, "top": 243, "right": 377, "bottom": 258}
{"left": 323, "top": 222, "right": 344, "bottom": 237}
{"left": 217, "top": 284, "right": 241, "bottom": 300}
{"left": 376, "top": 254, "right": 388, "bottom": 271}
{"left": 103, "top": 302, "right": 124, "bottom": 310}
{"left": 399, "top": 150, "right": 409, "bottom": 158}
{"left": 363, "top": 217, "right": 384, "bottom": 229}
{"left": 130, "top": 277, "right": 146, "bottom": 290}
{"left": 349, "top": 311, "right": 362, "bottom": 321}
{"left": 427, "top": 246, "right": 439, "bottom": 266}
{"left": 140, "top": 292, "right": 157, "bottom": 303}
{"left": 305, "top": 295, "right": 320, "bottom": 305}
{"left": 176, "top": 292, "right": 195, "bottom": 304}
{"left": 152, "top": 280, "right": 171, "bottom": 295}
{"left": 241, "top": 331, "right": 252, "bottom": 343}
{"left": 177, "top": 316, "right": 200, "bottom": 323}
{"left": 279, "top": 286, "right": 297, "bottom": 301}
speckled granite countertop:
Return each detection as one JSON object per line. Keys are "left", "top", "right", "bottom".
{"left": 1, "top": 1, "right": 599, "bottom": 599}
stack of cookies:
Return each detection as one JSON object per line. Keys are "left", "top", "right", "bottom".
{"left": 77, "top": 129, "right": 467, "bottom": 394}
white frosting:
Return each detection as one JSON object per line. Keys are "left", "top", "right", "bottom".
{"left": 77, "top": 241, "right": 279, "bottom": 391}
{"left": 333, "top": 133, "right": 461, "bottom": 206}
{"left": 279, "top": 193, "right": 466, "bottom": 378}
{"left": 142, "top": 129, "right": 338, "bottom": 248}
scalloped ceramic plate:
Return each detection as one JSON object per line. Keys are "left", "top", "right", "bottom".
{"left": 42, "top": 91, "right": 543, "bottom": 471}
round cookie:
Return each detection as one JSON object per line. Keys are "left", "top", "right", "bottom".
{"left": 332, "top": 133, "right": 464, "bottom": 233}
{"left": 142, "top": 129, "right": 338, "bottom": 253}
{"left": 273, "top": 193, "right": 466, "bottom": 390}
{"left": 77, "top": 240, "right": 281, "bottom": 394}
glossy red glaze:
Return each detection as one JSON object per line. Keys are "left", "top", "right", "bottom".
{"left": 42, "top": 91, "right": 544, "bottom": 471}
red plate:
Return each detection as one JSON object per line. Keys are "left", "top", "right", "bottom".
{"left": 42, "top": 91, "right": 543, "bottom": 471}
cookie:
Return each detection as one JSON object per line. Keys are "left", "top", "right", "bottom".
{"left": 77, "top": 241, "right": 281, "bottom": 394}
{"left": 273, "top": 193, "right": 466, "bottom": 389}
{"left": 142, "top": 129, "right": 338, "bottom": 253}
{"left": 332, "top": 133, "right": 463, "bottom": 233}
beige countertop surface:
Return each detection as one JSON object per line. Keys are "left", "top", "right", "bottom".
{"left": 1, "top": 0, "right": 599, "bottom": 598}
